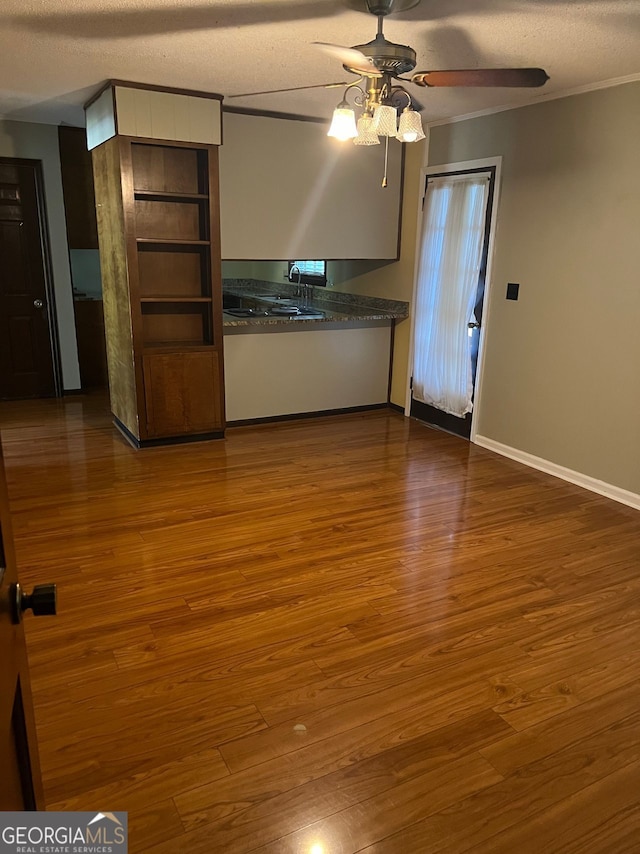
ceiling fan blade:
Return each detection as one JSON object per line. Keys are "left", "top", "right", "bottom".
{"left": 411, "top": 68, "right": 550, "bottom": 88}
{"left": 228, "top": 81, "right": 352, "bottom": 99}
{"left": 313, "top": 42, "right": 383, "bottom": 77}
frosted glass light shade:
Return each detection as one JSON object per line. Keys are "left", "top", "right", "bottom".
{"left": 371, "top": 104, "right": 398, "bottom": 137}
{"left": 353, "top": 114, "right": 380, "bottom": 146}
{"left": 327, "top": 107, "right": 358, "bottom": 140}
{"left": 396, "top": 108, "right": 425, "bottom": 142}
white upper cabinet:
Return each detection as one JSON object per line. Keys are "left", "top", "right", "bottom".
{"left": 218, "top": 111, "right": 403, "bottom": 260}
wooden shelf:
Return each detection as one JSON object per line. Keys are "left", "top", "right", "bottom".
{"left": 94, "top": 138, "right": 224, "bottom": 442}
{"left": 140, "top": 297, "right": 212, "bottom": 304}
{"left": 143, "top": 341, "right": 215, "bottom": 352}
{"left": 134, "top": 190, "right": 208, "bottom": 201}
{"left": 136, "top": 238, "right": 210, "bottom": 246}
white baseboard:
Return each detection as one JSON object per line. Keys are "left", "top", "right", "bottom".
{"left": 474, "top": 435, "right": 640, "bottom": 512}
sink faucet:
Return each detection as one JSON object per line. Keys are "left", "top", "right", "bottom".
{"left": 289, "top": 265, "right": 303, "bottom": 301}
{"left": 290, "top": 264, "right": 313, "bottom": 308}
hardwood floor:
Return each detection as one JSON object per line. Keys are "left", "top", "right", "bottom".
{"left": 1, "top": 393, "right": 639, "bottom": 853}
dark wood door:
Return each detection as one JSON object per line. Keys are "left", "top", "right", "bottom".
{"left": 0, "top": 439, "right": 45, "bottom": 810}
{"left": 0, "top": 160, "right": 57, "bottom": 400}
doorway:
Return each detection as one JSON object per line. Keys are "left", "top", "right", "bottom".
{"left": 0, "top": 158, "right": 61, "bottom": 400}
{"left": 409, "top": 159, "right": 500, "bottom": 440}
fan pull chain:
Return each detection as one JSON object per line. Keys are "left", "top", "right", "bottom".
{"left": 382, "top": 135, "right": 389, "bottom": 188}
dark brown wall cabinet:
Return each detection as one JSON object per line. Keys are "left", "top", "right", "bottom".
{"left": 92, "top": 137, "right": 225, "bottom": 445}
{"left": 58, "top": 125, "right": 99, "bottom": 250}
{"left": 58, "top": 125, "right": 108, "bottom": 390}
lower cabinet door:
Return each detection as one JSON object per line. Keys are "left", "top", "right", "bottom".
{"left": 143, "top": 351, "right": 223, "bottom": 439}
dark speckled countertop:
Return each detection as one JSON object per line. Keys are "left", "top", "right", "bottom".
{"left": 222, "top": 279, "right": 409, "bottom": 328}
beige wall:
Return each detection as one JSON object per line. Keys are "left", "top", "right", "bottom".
{"left": 427, "top": 82, "right": 640, "bottom": 494}
{"left": 0, "top": 120, "right": 81, "bottom": 390}
{"left": 222, "top": 261, "right": 285, "bottom": 283}
{"left": 331, "top": 141, "right": 425, "bottom": 408}
{"left": 225, "top": 323, "right": 391, "bottom": 421}
{"left": 329, "top": 136, "right": 424, "bottom": 303}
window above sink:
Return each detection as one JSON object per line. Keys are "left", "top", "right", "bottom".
{"left": 288, "top": 260, "right": 327, "bottom": 287}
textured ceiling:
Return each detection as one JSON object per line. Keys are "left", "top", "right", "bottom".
{"left": 1, "top": 0, "right": 639, "bottom": 128}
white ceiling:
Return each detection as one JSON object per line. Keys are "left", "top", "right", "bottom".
{"left": 1, "top": 0, "right": 639, "bottom": 128}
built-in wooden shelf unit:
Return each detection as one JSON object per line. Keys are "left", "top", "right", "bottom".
{"left": 86, "top": 81, "right": 225, "bottom": 446}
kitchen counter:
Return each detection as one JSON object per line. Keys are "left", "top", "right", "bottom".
{"left": 221, "top": 279, "right": 408, "bottom": 423}
{"left": 222, "top": 279, "right": 408, "bottom": 328}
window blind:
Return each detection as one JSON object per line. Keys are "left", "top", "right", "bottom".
{"left": 292, "top": 261, "right": 325, "bottom": 277}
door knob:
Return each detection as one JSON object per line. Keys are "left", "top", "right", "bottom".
{"left": 468, "top": 321, "right": 480, "bottom": 329}
{"left": 10, "top": 583, "right": 57, "bottom": 625}
{"left": 33, "top": 299, "right": 44, "bottom": 309}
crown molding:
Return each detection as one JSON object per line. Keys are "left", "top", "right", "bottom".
{"left": 223, "top": 105, "right": 325, "bottom": 124}
{"left": 426, "top": 72, "right": 640, "bottom": 129}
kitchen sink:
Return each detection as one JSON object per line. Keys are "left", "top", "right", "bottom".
{"left": 225, "top": 306, "right": 325, "bottom": 320}
{"left": 268, "top": 305, "right": 325, "bottom": 319}
{"left": 223, "top": 291, "right": 326, "bottom": 320}
{"left": 225, "top": 307, "right": 269, "bottom": 317}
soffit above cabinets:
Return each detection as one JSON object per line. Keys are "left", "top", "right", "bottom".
{"left": 85, "top": 82, "right": 222, "bottom": 151}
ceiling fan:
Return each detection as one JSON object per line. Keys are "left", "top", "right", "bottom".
{"left": 228, "top": 0, "right": 550, "bottom": 112}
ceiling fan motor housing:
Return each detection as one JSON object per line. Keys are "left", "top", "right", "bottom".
{"left": 349, "top": 34, "right": 417, "bottom": 76}
{"left": 364, "top": 0, "right": 421, "bottom": 15}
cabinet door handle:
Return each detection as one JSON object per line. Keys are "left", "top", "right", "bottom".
{"left": 33, "top": 299, "right": 44, "bottom": 309}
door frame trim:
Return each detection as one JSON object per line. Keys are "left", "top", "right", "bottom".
{"left": 405, "top": 156, "right": 502, "bottom": 443}
{"left": 0, "top": 156, "right": 63, "bottom": 398}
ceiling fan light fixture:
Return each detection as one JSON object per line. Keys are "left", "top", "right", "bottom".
{"left": 353, "top": 114, "right": 380, "bottom": 146}
{"left": 371, "top": 104, "right": 398, "bottom": 137}
{"left": 396, "top": 106, "right": 425, "bottom": 143}
{"left": 327, "top": 105, "right": 358, "bottom": 141}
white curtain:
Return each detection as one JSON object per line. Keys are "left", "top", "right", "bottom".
{"left": 413, "top": 174, "right": 489, "bottom": 418}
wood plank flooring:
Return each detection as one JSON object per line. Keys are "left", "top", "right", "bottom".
{"left": 1, "top": 393, "right": 639, "bottom": 853}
